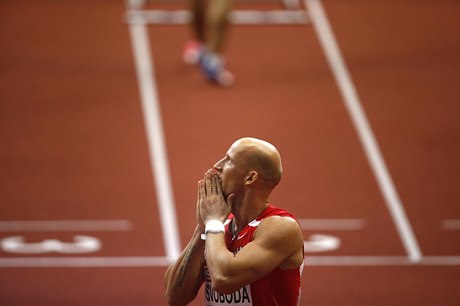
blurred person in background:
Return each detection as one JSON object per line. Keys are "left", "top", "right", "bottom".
{"left": 183, "top": 0, "right": 234, "bottom": 87}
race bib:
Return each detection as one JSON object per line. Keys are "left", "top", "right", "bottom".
{"left": 205, "top": 282, "right": 252, "bottom": 306}
{"left": 204, "top": 266, "right": 253, "bottom": 306}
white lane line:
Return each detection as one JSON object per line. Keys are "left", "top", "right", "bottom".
{"left": 124, "top": 10, "right": 310, "bottom": 25}
{"left": 1, "top": 256, "right": 459, "bottom": 267}
{"left": 0, "top": 256, "right": 169, "bottom": 267}
{"left": 441, "top": 219, "right": 460, "bottom": 230}
{"left": 0, "top": 220, "right": 132, "bottom": 232}
{"left": 305, "top": 0, "right": 422, "bottom": 263}
{"left": 299, "top": 218, "right": 365, "bottom": 230}
{"left": 306, "top": 256, "right": 460, "bottom": 266}
{"left": 126, "top": 0, "right": 146, "bottom": 10}
{"left": 128, "top": 18, "right": 181, "bottom": 261}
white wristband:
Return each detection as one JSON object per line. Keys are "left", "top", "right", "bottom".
{"left": 201, "top": 220, "right": 225, "bottom": 240}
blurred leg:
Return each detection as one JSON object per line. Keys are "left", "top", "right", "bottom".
{"left": 206, "top": 0, "right": 232, "bottom": 54}
{"left": 189, "top": 0, "right": 206, "bottom": 43}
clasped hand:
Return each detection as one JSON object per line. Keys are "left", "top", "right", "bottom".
{"left": 197, "top": 169, "right": 233, "bottom": 225}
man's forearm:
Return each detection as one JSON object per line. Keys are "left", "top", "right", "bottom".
{"left": 204, "top": 232, "right": 239, "bottom": 294}
{"left": 164, "top": 225, "right": 206, "bottom": 305}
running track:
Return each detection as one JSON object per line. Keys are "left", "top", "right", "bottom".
{"left": 1, "top": 1, "right": 459, "bottom": 305}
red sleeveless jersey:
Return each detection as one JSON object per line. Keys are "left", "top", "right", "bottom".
{"left": 203, "top": 204, "right": 304, "bottom": 306}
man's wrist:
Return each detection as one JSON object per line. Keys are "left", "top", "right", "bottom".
{"left": 201, "top": 219, "right": 225, "bottom": 240}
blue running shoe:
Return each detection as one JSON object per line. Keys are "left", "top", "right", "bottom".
{"left": 199, "top": 51, "right": 234, "bottom": 87}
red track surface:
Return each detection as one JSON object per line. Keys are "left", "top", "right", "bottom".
{"left": 1, "top": 1, "right": 459, "bottom": 305}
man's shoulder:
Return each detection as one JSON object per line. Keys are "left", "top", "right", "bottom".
{"left": 259, "top": 204, "right": 298, "bottom": 221}
{"left": 255, "top": 213, "right": 302, "bottom": 241}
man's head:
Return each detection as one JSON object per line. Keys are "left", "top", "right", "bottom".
{"left": 213, "top": 137, "right": 282, "bottom": 199}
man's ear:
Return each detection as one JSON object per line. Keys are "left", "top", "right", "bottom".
{"left": 245, "top": 171, "right": 258, "bottom": 185}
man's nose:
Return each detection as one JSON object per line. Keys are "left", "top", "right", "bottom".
{"left": 213, "top": 159, "right": 223, "bottom": 171}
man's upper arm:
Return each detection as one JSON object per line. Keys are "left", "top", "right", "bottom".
{"left": 220, "top": 216, "right": 303, "bottom": 290}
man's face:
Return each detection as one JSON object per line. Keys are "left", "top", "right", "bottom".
{"left": 213, "top": 143, "right": 247, "bottom": 199}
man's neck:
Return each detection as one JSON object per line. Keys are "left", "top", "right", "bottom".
{"left": 232, "top": 195, "right": 269, "bottom": 233}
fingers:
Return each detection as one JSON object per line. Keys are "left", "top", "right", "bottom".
{"left": 198, "top": 179, "right": 205, "bottom": 199}
{"left": 204, "top": 169, "right": 221, "bottom": 196}
{"left": 211, "top": 172, "right": 218, "bottom": 194}
{"left": 214, "top": 173, "right": 222, "bottom": 194}
{"left": 199, "top": 170, "right": 230, "bottom": 222}
{"left": 196, "top": 180, "right": 204, "bottom": 226}
{"left": 205, "top": 171, "right": 212, "bottom": 195}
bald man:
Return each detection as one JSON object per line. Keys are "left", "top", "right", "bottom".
{"left": 164, "top": 137, "right": 304, "bottom": 305}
